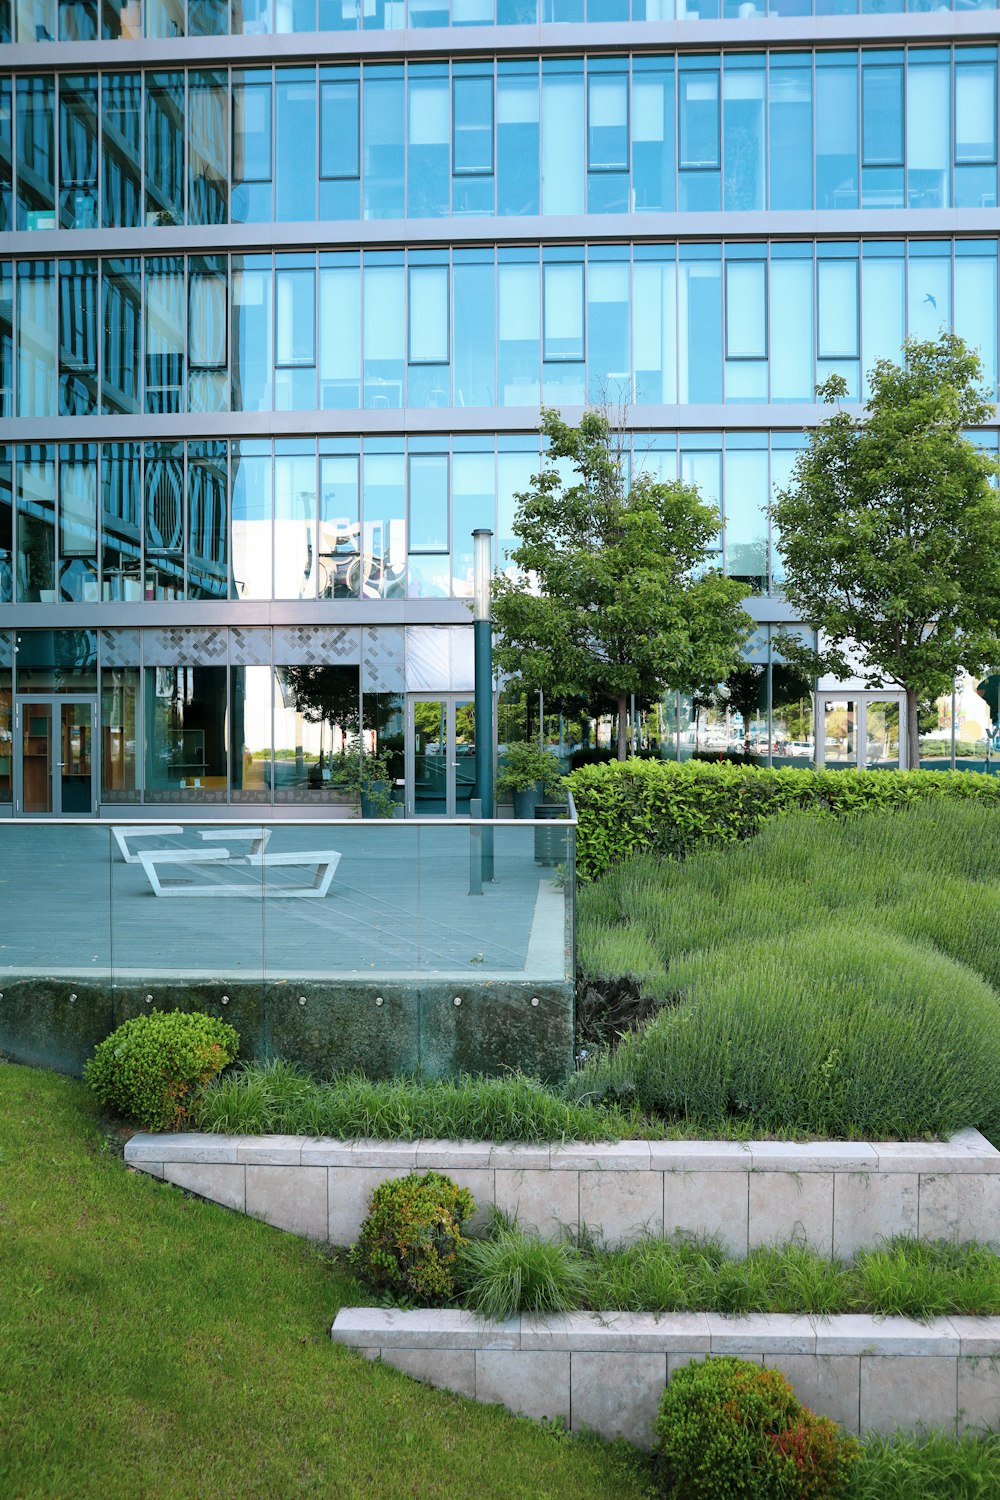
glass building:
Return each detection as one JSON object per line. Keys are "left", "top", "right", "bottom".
{"left": 2, "top": 9, "right": 999, "bottom": 813}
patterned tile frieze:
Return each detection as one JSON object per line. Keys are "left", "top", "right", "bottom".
{"left": 143, "top": 627, "right": 229, "bottom": 667}
{"left": 100, "top": 628, "right": 142, "bottom": 668}
{"left": 0, "top": 631, "right": 12, "bottom": 669}
{"left": 361, "top": 627, "right": 405, "bottom": 693}
{"left": 273, "top": 626, "right": 361, "bottom": 665}
{"left": 230, "top": 628, "right": 272, "bottom": 667}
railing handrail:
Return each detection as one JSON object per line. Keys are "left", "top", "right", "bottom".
{"left": 2, "top": 810, "right": 578, "bottom": 829}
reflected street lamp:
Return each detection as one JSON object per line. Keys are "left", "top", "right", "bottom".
{"left": 473, "top": 528, "right": 494, "bottom": 881}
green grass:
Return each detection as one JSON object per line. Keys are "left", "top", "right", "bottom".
{"left": 572, "top": 802, "right": 1000, "bottom": 1143}
{"left": 193, "top": 1059, "right": 647, "bottom": 1142}
{"left": 849, "top": 1431, "right": 1000, "bottom": 1498}
{"left": 0, "top": 1061, "right": 655, "bottom": 1500}
{"left": 453, "top": 1222, "right": 1000, "bottom": 1322}
{"left": 193, "top": 1059, "right": 866, "bottom": 1144}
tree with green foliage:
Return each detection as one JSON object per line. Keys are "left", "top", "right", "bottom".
{"left": 491, "top": 409, "right": 753, "bottom": 760}
{"left": 772, "top": 334, "right": 1000, "bottom": 768}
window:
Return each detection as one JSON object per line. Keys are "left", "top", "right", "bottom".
{"left": 543, "top": 263, "right": 584, "bottom": 362}
{"left": 862, "top": 63, "right": 904, "bottom": 166}
{"left": 408, "top": 453, "right": 449, "bottom": 552}
{"left": 233, "top": 80, "right": 271, "bottom": 182}
{"left": 956, "top": 62, "right": 997, "bottom": 163}
{"left": 189, "top": 70, "right": 228, "bottom": 226}
{"left": 408, "top": 266, "right": 449, "bottom": 364}
{"left": 725, "top": 260, "right": 767, "bottom": 359}
{"left": 817, "top": 259, "right": 859, "bottom": 359}
{"left": 58, "top": 74, "right": 99, "bottom": 229}
{"left": 453, "top": 75, "right": 493, "bottom": 174}
{"left": 275, "top": 267, "right": 315, "bottom": 366}
{"left": 145, "top": 72, "right": 184, "bottom": 227}
{"left": 321, "top": 78, "right": 360, "bottom": 179}
{"left": 679, "top": 72, "right": 720, "bottom": 169}
{"left": 102, "top": 73, "right": 141, "bottom": 229}
{"left": 588, "top": 73, "right": 628, "bottom": 172}
{"left": 58, "top": 258, "right": 97, "bottom": 417}
{"left": 722, "top": 61, "right": 764, "bottom": 212}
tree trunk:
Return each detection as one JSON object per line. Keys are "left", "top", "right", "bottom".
{"left": 905, "top": 686, "right": 920, "bottom": 770}
{"left": 616, "top": 695, "right": 629, "bottom": 761}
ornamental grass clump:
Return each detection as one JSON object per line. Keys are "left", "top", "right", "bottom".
{"left": 654, "top": 1356, "right": 859, "bottom": 1500}
{"left": 84, "top": 1010, "right": 239, "bottom": 1132}
{"left": 349, "top": 1171, "right": 474, "bottom": 1304}
{"left": 458, "top": 1216, "right": 589, "bottom": 1320}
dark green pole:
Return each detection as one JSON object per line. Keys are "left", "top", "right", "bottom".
{"left": 473, "top": 529, "right": 494, "bottom": 881}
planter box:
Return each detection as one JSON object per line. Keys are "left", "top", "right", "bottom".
{"left": 330, "top": 1307, "right": 1000, "bottom": 1447}
{"left": 124, "top": 1129, "right": 1000, "bottom": 1258}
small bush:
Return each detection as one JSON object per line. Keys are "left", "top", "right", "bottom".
{"left": 458, "top": 1217, "right": 589, "bottom": 1320}
{"left": 654, "top": 1356, "right": 859, "bottom": 1500}
{"left": 84, "top": 1010, "right": 239, "bottom": 1131}
{"left": 349, "top": 1171, "right": 474, "bottom": 1303}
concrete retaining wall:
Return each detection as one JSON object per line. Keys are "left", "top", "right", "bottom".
{"left": 331, "top": 1307, "right": 1000, "bottom": 1447}
{"left": 124, "top": 1128, "right": 1000, "bottom": 1255}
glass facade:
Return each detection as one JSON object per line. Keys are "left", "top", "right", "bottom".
{"left": 3, "top": 3, "right": 997, "bottom": 812}
{"left": 4, "top": 241, "right": 999, "bottom": 416}
{"left": 5, "top": 51, "right": 1000, "bottom": 227}
{"left": 5, "top": 0, "right": 998, "bottom": 37}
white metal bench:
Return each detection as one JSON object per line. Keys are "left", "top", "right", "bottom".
{"left": 112, "top": 825, "right": 184, "bottom": 863}
{"left": 138, "top": 845, "right": 341, "bottom": 898}
{"left": 245, "top": 849, "right": 342, "bottom": 898}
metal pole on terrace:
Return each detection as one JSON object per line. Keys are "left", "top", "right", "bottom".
{"left": 473, "top": 528, "right": 495, "bottom": 882}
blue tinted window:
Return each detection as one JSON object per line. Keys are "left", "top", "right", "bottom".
{"left": 768, "top": 60, "right": 811, "bottom": 209}
{"left": 275, "top": 71, "right": 316, "bottom": 222}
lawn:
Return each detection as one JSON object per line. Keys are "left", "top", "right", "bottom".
{"left": 0, "top": 1061, "right": 653, "bottom": 1500}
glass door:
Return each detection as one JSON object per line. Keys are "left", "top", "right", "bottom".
{"left": 406, "top": 695, "right": 478, "bottom": 816}
{"left": 814, "top": 693, "right": 907, "bottom": 770}
{"left": 820, "top": 698, "right": 858, "bottom": 768}
{"left": 16, "top": 697, "right": 97, "bottom": 816}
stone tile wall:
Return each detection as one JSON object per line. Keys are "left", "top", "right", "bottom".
{"left": 124, "top": 1129, "right": 1000, "bottom": 1254}
{"left": 331, "top": 1308, "right": 1000, "bottom": 1448}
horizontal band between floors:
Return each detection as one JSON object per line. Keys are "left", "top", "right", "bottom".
{"left": 6, "top": 404, "right": 1000, "bottom": 442}
{"left": 0, "top": 594, "right": 791, "bottom": 626}
{"left": 6, "top": 8, "right": 1000, "bottom": 67}
{"left": 6, "top": 211, "right": 1000, "bottom": 259}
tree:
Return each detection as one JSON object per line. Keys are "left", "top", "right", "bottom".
{"left": 491, "top": 408, "right": 753, "bottom": 760}
{"left": 772, "top": 334, "right": 1000, "bottom": 768}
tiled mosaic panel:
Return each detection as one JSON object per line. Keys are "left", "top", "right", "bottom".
{"left": 0, "top": 632, "right": 12, "bottom": 668}
{"left": 100, "top": 628, "right": 142, "bottom": 668}
{"left": 362, "top": 627, "right": 405, "bottom": 692}
{"left": 273, "top": 626, "right": 361, "bottom": 665}
{"left": 143, "top": 627, "right": 229, "bottom": 667}
{"left": 230, "top": 627, "right": 272, "bottom": 667}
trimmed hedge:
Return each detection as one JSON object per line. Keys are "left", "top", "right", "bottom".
{"left": 564, "top": 759, "right": 1000, "bottom": 880}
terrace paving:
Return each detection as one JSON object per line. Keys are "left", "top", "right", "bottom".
{"left": 0, "top": 821, "right": 569, "bottom": 982}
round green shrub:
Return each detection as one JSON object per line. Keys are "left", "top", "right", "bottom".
{"left": 654, "top": 1356, "right": 859, "bottom": 1500}
{"left": 572, "top": 920, "right": 1000, "bottom": 1142}
{"left": 84, "top": 1010, "right": 240, "bottom": 1131}
{"left": 349, "top": 1171, "right": 475, "bottom": 1304}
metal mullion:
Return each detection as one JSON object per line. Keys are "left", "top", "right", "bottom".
{"left": 314, "top": 61, "right": 320, "bottom": 220}
{"left": 811, "top": 52, "right": 816, "bottom": 210}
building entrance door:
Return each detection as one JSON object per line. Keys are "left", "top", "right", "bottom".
{"left": 405, "top": 695, "right": 476, "bottom": 816}
{"left": 15, "top": 698, "right": 98, "bottom": 816}
{"left": 815, "top": 692, "right": 907, "bottom": 770}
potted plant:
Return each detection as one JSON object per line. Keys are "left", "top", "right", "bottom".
{"left": 496, "top": 742, "right": 563, "bottom": 818}
{"left": 328, "top": 746, "right": 398, "bottom": 818}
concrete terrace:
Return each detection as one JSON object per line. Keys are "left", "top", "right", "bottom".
{"left": 0, "top": 822, "right": 570, "bottom": 983}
